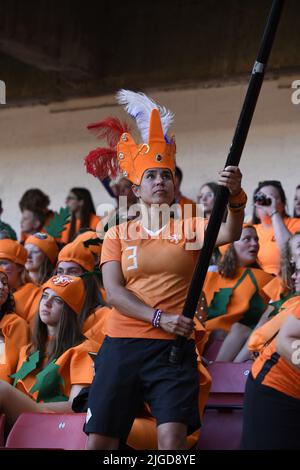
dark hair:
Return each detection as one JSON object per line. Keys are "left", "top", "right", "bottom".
{"left": 68, "top": 188, "right": 96, "bottom": 242}
{"left": 28, "top": 301, "right": 85, "bottom": 367}
{"left": 293, "top": 185, "right": 300, "bottom": 218}
{"left": 35, "top": 257, "right": 55, "bottom": 285}
{"left": 19, "top": 189, "right": 50, "bottom": 212}
{"left": 175, "top": 166, "right": 183, "bottom": 185}
{"left": 0, "top": 277, "right": 15, "bottom": 321}
{"left": 252, "top": 180, "right": 289, "bottom": 224}
{"left": 77, "top": 273, "right": 106, "bottom": 328}
{"left": 200, "top": 181, "right": 219, "bottom": 197}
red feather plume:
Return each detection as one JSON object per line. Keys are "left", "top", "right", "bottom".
{"left": 84, "top": 147, "right": 118, "bottom": 180}
{"left": 87, "top": 117, "right": 130, "bottom": 149}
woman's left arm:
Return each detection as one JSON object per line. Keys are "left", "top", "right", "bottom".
{"left": 216, "top": 166, "right": 245, "bottom": 246}
{"left": 276, "top": 315, "right": 300, "bottom": 371}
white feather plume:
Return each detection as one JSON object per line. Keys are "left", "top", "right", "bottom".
{"left": 116, "top": 89, "right": 174, "bottom": 143}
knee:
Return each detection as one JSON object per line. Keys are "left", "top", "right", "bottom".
{"left": 86, "top": 433, "right": 119, "bottom": 450}
{"left": 158, "top": 430, "right": 186, "bottom": 450}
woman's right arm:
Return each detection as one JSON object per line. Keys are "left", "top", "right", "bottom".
{"left": 102, "top": 261, "right": 194, "bottom": 337}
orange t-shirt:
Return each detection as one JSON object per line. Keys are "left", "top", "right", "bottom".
{"left": 82, "top": 305, "right": 111, "bottom": 346}
{"left": 177, "top": 195, "right": 198, "bottom": 219}
{"left": 251, "top": 301, "right": 300, "bottom": 399}
{"left": 0, "top": 313, "right": 30, "bottom": 383}
{"left": 100, "top": 217, "right": 205, "bottom": 339}
{"left": 204, "top": 267, "right": 273, "bottom": 332}
{"left": 14, "top": 338, "right": 98, "bottom": 401}
{"left": 263, "top": 275, "right": 287, "bottom": 302}
{"left": 60, "top": 214, "right": 101, "bottom": 244}
{"left": 248, "top": 295, "right": 300, "bottom": 354}
{"left": 14, "top": 283, "right": 42, "bottom": 323}
{"left": 254, "top": 218, "right": 300, "bottom": 275}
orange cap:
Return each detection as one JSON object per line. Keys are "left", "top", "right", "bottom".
{"left": 58, "top": 241, "right": 95, "bottom": 272}
{"left": 74, "top": 231, "right": 102, "bottom": 257}
{"left": 25, "top": 233, "right": 59, "bottom": 265}
{"left": 117, "top": 109, "right": 176, "bottom": 185}
{"left": 42, "top": 275, "right": 85, "bottom": 315}
{"left": 0, "top": 239, "right": 27, "bottom": 266}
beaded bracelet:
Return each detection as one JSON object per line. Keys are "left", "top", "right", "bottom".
{"left": 152, "top": 309, "right": 163, "bottom": 328}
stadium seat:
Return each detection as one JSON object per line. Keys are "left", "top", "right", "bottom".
{"left": 5, "top": 412, "right": 87, "bottom": 449}
{"left": 203, "top": 339, "right": 224, "bottom": 362}
{"left": 197, "top": 362, "right": 250, "bottom": 449}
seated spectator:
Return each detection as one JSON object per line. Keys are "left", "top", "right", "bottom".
{"left": 251, "top": 180, "right": 300, "bottom": 275}
{"left": 202, "top": 225, "right": 273, "bottom": 361}
{"left": 56, "top": 241, "right": 109, "bottom": 345}
{"left": 174, "top": 166, "right": 197, "bottom": 218}
{"left": 19, "top": 189, "right": 53, "bottom": 242}
{"left": 0, "top": 199, "right": 17, "bottom": 240}
{"left": 25, "top": 233, "right": 58, "bottom": 285}
{"left": 0, "top": 275, "right": 98, "bottom": 433}
{"left": 0, "top": 239, "right": 41, "bottom": 323}
{"left": 0, "top": 268, "right": 30, "bottom": 383}
{"left": 241, "top": 260, "right": 300, "bottom": 450}
{"left": 61, "top": 188, "right": 101, "bottom": 244}
{"left": 197, "top": 181, "right": 222, "bottom": 269}
{"left": 294, "top": 185, "right": 300, "bottom": 218}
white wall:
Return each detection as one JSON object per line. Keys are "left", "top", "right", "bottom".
{"left": 0, "top": 79, "right": 299, "bottom": 236}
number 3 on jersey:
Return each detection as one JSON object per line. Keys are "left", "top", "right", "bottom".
{"left": 125, "top": 246, "right": 138, "bottom": 271}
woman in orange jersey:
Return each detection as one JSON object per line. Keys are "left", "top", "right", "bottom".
{"left": 25, "top": 232, "right": 58, "bottom": 285}
{"left": 203, "top": 225, "right": 273, "bottom": 362}
{"left": 0, "top": 268, "right": 30, "bottom": 383}
{"left": 61, "top": 188, "right": 100, "bottom": 244}
{"left": 0, "top": 275, "right": 98, "bottom": 432}
{"left": 0, "top": 239, "right": 41, "bottom": 323}
{"left": 251, "top": 180, "right": 300, "bottom": 275}
{"left": 241, "top": 257, "right": 300, "bottom": 449}
{"left": 84, "top": 90, "right": 246, "bottom": 450}
{"left": 56, "top": 240, "right": 109, "bottom": 346}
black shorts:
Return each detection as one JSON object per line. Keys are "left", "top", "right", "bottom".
{"left": 84, "top": 336, "right": 200, "bottom": 440}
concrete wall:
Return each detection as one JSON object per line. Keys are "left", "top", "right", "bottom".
{"left": 0, "top": 78, "right": 299, "bottom": 236}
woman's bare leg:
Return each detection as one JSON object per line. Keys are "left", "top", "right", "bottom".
{"left": 216, "top": 323, "right": 252, "bottom": 362}
{"left": 157, "top": 422, "right": 187, "bottom": 450}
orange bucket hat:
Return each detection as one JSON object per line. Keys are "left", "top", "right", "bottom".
{"left": 0, "top": 239, "right": 27, "bottom": 266}
{"left": 57, "top": 241, "right": 95, "bottom": 272}
{"left": 73, "top": 231, "right": 102, "bottom": 257}
{"left": 42, "top": 275, "right": 85, "bottom": 315}
{"left": 25, "top": 232, "right": 59, "bottom": 265}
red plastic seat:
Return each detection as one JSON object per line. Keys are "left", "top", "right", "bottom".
{"left": 5, "top": 412, "right": 87, "bottom": 449}
{"left": 197, "top": 362, "right": 250, "bottom": 449}
{"left": 0, "top": 414, "right": 5, "bottom": 447}
{"left": 206, "top": 361, "right": 250, "bottom": 406}
{"left": 197, "top": 408, "right": 243, "bottom": 450}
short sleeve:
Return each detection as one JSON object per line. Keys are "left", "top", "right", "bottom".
{"left": 100, "top": 225, "right": 122, "bottom": 266}
{"left": 69, "top": 348, "right": 94, "bottom": 385}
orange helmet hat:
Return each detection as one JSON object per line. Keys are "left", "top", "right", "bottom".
{"left": 0, "top": 239, "right": 28, "bottom": 266}
{"left": 116, "top": 90, "right": 176, "bottom": 185}
{"left": 73, "top": 231, "right": 102, "bottom": 257}
{"left": 57, "top": 241, "right": 95, "bottom": 272}
{"left": 25, "top": 233, "right": 59, "bottom": 265}
{"left": 42, "top": 275, "right": 85, "bottom": 315}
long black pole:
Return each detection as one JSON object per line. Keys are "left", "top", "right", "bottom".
{"left": 169, "top": 0, "right": 285, "bottom": 364}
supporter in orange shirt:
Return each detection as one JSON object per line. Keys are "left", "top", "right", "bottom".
{"left": 0, "top": 268, "right": 30, "bottom": 383}
{"left": 83, "top": 89, "right": 246, "bottom": 450}
{"left": 19, "top": 189, "right": 54, "bottom": 242}
{"left": 0, "top": 239, "right": 41, "bottom": 323}
{"left": 241, "top": 256, "right": 300, "bottom": 449}
{"left": 293, "top": 185, "right": 300, "bottom": 218}
{"left": 61, "top": 188, "right": 101, "bottom": 244}
{"left": 203, "top": 225, "right": 273, "bottom": 362}
{"left": 25, "top": 233, "right": 59, "bottom": 285}
{"left": 251, "top": 180, "right": 300, "bottom": 275}
{"left": 0, "top": 275, "right": 98, "bottom": 433}
{"left": 56, "top": 241, "right": 109, "bottom": 345}
{"left": 174, "top": 166, "right": 197, "bottom": 219}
